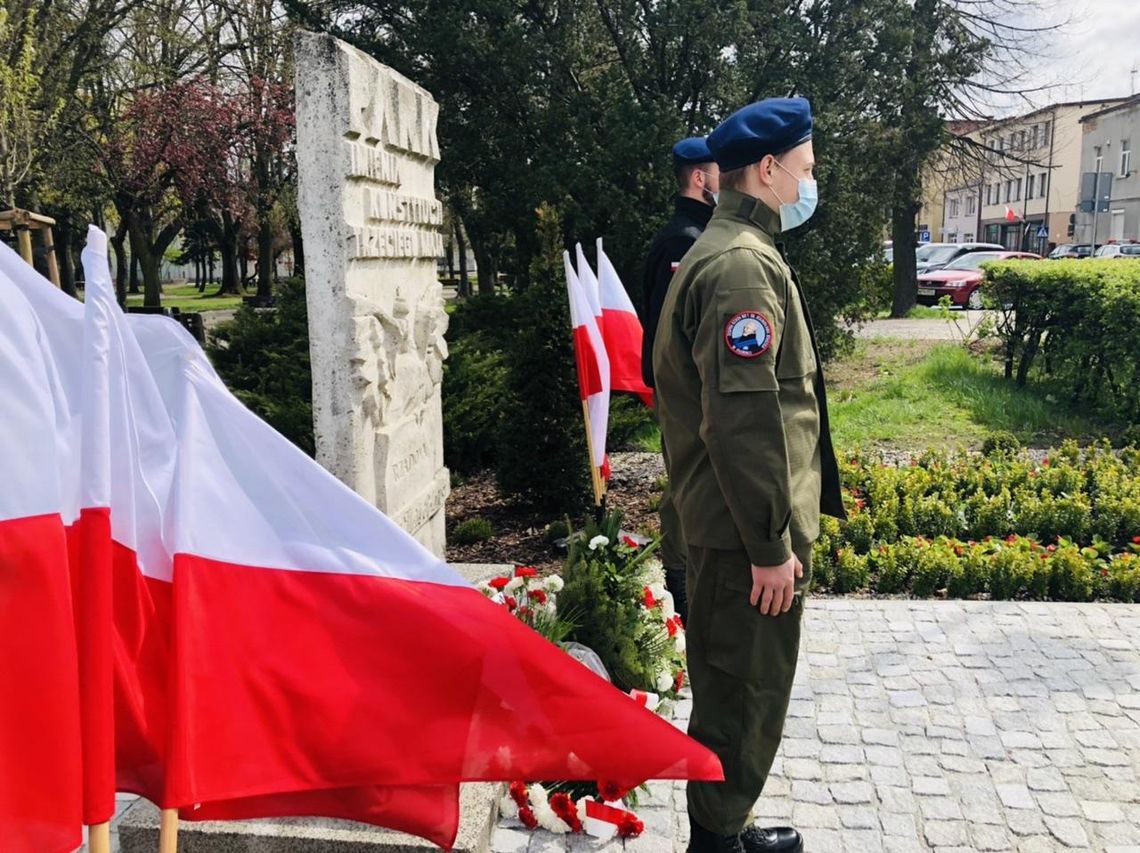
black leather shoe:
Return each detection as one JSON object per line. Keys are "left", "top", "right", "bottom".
{"left": 687, "top": 818, "right": 745, "bottom": 853}
{"left": 740, "top": 825, "right": 803, "bottom": 853}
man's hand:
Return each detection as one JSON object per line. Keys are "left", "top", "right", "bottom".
{"left": 749, "top": 555, "right": 804, "bottom": 616}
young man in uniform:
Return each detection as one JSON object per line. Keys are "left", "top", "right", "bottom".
{"left": 652, "top": 98, "right": 845, "bottom": 853}
{"left": 641, "top": 136, "right": 720, "bottom": 624}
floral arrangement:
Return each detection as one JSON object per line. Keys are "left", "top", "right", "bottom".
{"left": 477, "top": 511, "right": 687, "bottom": 840}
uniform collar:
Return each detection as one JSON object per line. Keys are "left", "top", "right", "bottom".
{"left": 673, "top": 194, "right": 715, "bottom": 227}
{"left": 713, "top": 188, "right": 780, "bottom": 242}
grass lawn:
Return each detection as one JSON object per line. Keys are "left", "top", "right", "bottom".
{"left": 829, "top": 339, "right": 1105, "bottom": 450}
{"left": 627, "top": 338, "right": 1107, "bottom": 454}
{"left": 123, "top": 282, "right": 244, "bottom": 313}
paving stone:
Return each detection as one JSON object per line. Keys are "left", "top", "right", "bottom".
{"left": 790, "top": 780, "right": 832, "bottom": 805}
{"left": 913, "top": 776, "right": 951, "bottom": 796}
{"left": 819, "top": 745, "right": 865, "bottom": 764}
{"left": 791, "top": 802, "right": 839, "bottom": 830}
{"left": 1043, "top": 816, "right": 1090, "bottom": 848}
{"left": 1024, "top": 767, "right": 1066, "bottom": 792}
{"left": 838, "top": 806, "right": 880, "bottom": 830}
{"left": 782, "top": 758, "right": 823, "bottom": 780}
{"left": 970, "top": 823, "right": 1014, "bottom": 851}
{"left": 996, "top": 784, "right": 1036, "bottom": 810}
{"left": 880, "top": 812, "right": 917, "bottom": 837}
{"left": 923, "top": 820, "right": 968, "bottom": 846}
{"left": 920, "top": 796, "right": 964, "bottom": 821}
{"left": 494, "top": 828, "right": 533, "bottom": 853}
{"left": 1081, "top": 800, "right": 1126, "bottom": 822}
{"left": 1005, "top": 808, "right": 1048, "bottom": 837}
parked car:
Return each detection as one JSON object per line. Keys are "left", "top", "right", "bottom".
{"left": 916, "top": 251, "right": 1041, "bottom": 310}
{"left": 1047, "top": 244, "right": 1098, "bottom": 259}
{"left": 915, "top": 242, "right": 1005, "bottom": 274}
{"left": 1093, "top": 242, "right": 1140, "bottom": 258}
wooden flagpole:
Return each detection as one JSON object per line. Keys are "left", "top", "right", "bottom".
{"left": 580, "top": 400, "right": 605, "bottom": 512}
{"left": 159, "top": 808, "right": 179, "bottom": 853}
{"left": 87, "top": 822, "right": 111, "bottom": 853}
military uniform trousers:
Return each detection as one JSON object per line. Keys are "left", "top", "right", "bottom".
{"left": 685, "top": 540, "right": 812, "bottom": 835}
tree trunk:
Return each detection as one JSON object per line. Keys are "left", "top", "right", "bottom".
{"left": 256, "top": 218, "right": 274, "bottom": 299}
{"left": 473, "top": 241, "right": 495, "bottom": 296}
{"left": 240, "top": 243, "right": 249, "bottom": 287}
{"left": 890, "top": 197, "right": 920, "bottom": 318}
{"left": 128, "top": 218, "right": 162, "bottom": 309}
{"left": 57, "top": 216, "right": 77, "bottom": 298}
{"left": 445, "top": 230, "right": 455, "bottom": 281}
{"left": 213, "top": 212, "right": 243, "bottom": 295}
{"left": 456, "top": 221, "right": 470, "bottom": 298}
{"left": 289, "top": 218, "right": 304, "bottom": 279}
{"left": 111, "top": 223, "right": 128, "bottom": 308}
{"left": 129, "top": 252, "right": 140, "bottom": 295}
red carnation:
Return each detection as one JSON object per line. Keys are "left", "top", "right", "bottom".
{"left": 1047, "top": 544, "right": 1057, "bottom": 552}
{"left": 674, "top": 670, "right": 685, "bottom": 692}
{"left": 489, "top": 577, "right": 510, "bottom": 590}
{"left": 597, "top": 780, "right": 631, "bottom": 802}
{"left": 505, "top": 596, "right": 518, "bottom": 611}
{"left": 1132, "top": 536, "right": 1140, "bottom": 544}
{"left": 509, "top": 781, "right": 529, "bottom": 808}
{"left": 517, "top": 606, "right": 530, "bottom": 618}
{"left": 666, "top": 617, "right": 678, "bottom": 637}
{"left": 617, "top": 814, "right": 644, "bottom": 838}
{"left": 515, "top": 566, "right": 538, "bottom": 578}
{"left": 643, "top": 586, "right": 657, "bottom": 609}
{"left": 518, "top": 806, "right": 539, "bottom": 829}
{"left": 549, "top": 792, "right": 583, "bottom": 832}
{"left": 622, "top": 535, "right": 640, "bottom": 549}
{"left": 530, "top": 588, "right": 548, "bottom": 605}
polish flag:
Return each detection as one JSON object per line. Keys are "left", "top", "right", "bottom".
{"left": 565, "top": 250, "right": 610, "bottom": 471}
{"left": 595, "top": 239, "right": 654, "bottom": 407}
{"left": 0, "top": 229, "right": 721, "bottom": 849}
{"left": 1005, "top": 206, "right": 1020, "bottom": 222}
{"left": 0, "top": 270, "right": 83, "bottom": 853}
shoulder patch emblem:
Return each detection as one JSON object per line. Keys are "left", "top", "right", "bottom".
{"left": 670, "top": 261, "right": 680, "bottom": 274}
{"left": 724, "top": 311, "right": 773, "bottom": 359}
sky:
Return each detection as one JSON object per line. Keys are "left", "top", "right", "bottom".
{"left": 1012, "top": 0, "right": 1140, "bottom": 109}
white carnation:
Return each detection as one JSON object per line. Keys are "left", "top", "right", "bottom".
{"left": 642, "top": 692, "right": 661, "bottom": 713}
{"left": 527, "top": 783, "right": 549, "bottom": 806}
{"left": 675, "top": 633, "right": 687, "bottom": 655}
{"left": 588, "top": 534, "right": 610, "bottom": 550}
{"left": 657, "top": 671, "right": 674, "bottom": 693}
{"left": 643, "top": 557, "right": 666, "bottom": 586}
{"left": 505, "top": 576, "right": 525, "bottom": 593}
{"left": 536, "top": 804, "right": 570, "bottom": 833}
{"left": 544, "top": 575, "right": 565, "bottom": 592}
{"left": 499, "top": 795, "right": 519, "bottom": 820}
{"left": 659, "top": 589, "right": 675, "bottom": 620}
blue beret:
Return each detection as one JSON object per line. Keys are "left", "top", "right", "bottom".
{"left": 672, "top": 136, "right": 713, "bottom": 165}
{"left": 708, "top": 98, "right": 813, "bottom": 171}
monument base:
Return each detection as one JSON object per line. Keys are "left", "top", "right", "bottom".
{"left": 118, "top": 784, "right": 499, "bottom": 853}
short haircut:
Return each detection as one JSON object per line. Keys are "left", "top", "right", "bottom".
{"left": 718, "top": 164, "right": 751, "bottom": 192}
{"left": 674, "top": 161, "right": 701, "bottom": 190}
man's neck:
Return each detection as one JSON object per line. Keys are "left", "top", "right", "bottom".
{"left": 679, "top": 189, "right": 711, "bottom": 207}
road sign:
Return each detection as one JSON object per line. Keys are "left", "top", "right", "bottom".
{"left": 918, "top": 230, "right": 931, "bottom": 243}
{"left": 1036, "top": 226, "right": 1049, "bottom": 238}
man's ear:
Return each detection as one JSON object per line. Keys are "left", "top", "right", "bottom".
{"left": 756, "top": 155, "right": 776, "bottom": 188}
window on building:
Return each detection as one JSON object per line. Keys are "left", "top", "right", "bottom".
{"left": 1121, "top": 139, "right": 1131, "bottom": 176}
{"left": 1031, "top": 124, "right": 1040, "bottom": 148}
{"left": 966, "top": 195, "right": 976, "bottom": 215}
{"left": 949, "top": 198, "right": 960, "bottom": 218}
{"left": 1027, "top": 174, "right": 1035, "bottom": 199}
{"left": 1015, "top": 178, "right": 1022, "bottom": 201}
{"left": 1042, "top": 120, "right": 1051, "bottom": 146}
{"left": 1005, "top": 180, "right": 1013, "bottom": 202}
{"left": 1008, "top": 132, "right": 1016, "bottom": 150}
{"left": 1019, "top": 130, "right": 1027, "bottom": 149}
{"left": 1095, "top": 145, "right": 1103, "bottom": 174}
{"left": 964, "top": 233, "right": 975, "bottom": 242}
{"left": 1039, "top": 172, "right": 1048, "bottom": 197}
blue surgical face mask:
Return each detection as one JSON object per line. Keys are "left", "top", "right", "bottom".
{"left": 773, "top": 161, "right": 818, "bottom": 232}
{"left": 698, "top": 170, "right": 719, "bottom": 207}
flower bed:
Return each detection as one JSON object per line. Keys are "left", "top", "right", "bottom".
{"left": 813, "top": 441, "right": 1140, "bottom": 601}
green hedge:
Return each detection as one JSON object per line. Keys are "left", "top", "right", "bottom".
{"left": 982, "top": 259, "right": 1140, "bottom": 428}
{"left": 813, "top": 442, "right": 1140, "bottom": 601}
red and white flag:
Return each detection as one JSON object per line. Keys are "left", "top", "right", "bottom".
{"left": 1005, "top": 206, "right": 1020, "bottom": 222}
{"left": 565, "top": 250, "right": 610, "bottom": 472}
{"left": 0, "top": 229, "right": 721, "bottom": 849}
{"left": 595, "top": 239, "right": 653, "bottom": 407}
{"left": 0, "top": 262, "right": 84, "bottom": 853}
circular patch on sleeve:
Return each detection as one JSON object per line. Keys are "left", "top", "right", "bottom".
{"left": 724, "top": 311, "right": 773, "bottom": 359}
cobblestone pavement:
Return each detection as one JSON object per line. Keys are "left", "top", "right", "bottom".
{"left": 493, "top": 600, "right": 1140, "bottom": 853}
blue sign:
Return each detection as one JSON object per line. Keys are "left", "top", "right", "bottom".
{"left": 1036, "top": 226, "right": 1049, "bottom": 238}
{"left": 918, "top": 230, "right": 931, "bottom": 243}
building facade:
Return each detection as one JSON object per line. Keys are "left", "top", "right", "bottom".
{"left": 1077, "top": 96, "right": 1140, "bottom": 246}
{"left": 941, "top": 183, "right": 981, "bottom": 242}
{"left": 976, "top": 100, "right": 1125, "bottom": 253}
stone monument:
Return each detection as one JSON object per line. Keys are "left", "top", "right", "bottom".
{"left": 295, "top": 31, "right": 449, "bottom": 556}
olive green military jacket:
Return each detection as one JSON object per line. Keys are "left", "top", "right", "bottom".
{"left": 652, "top": 188, "right": 845, "bottom": 567}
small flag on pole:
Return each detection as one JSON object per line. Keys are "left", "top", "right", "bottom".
{"left": 596, "top": 239, "right": 654, "bottom": 407}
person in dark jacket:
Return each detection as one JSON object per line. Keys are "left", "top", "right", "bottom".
{"left": 640, "top": 136, "right": 719, "bottom": 625}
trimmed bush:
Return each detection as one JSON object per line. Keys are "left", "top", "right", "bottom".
{"left": 452, "top": 517, "right": 494, "bottom": 544}
{"left": 983, "top": 259, "right": 1140, "bottom": 428}
{"left": 810, "top": 443, "right": 1140, "bottom": 601}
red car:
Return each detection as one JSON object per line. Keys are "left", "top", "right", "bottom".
{"left": 916, "top": 250, "right": 1041, "bottom": 309}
